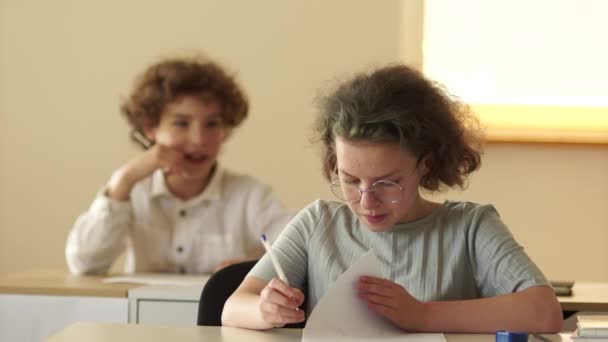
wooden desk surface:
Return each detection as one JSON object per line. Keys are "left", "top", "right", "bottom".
{"left": 558, "top": 282, "right": 608, "bottom": 312}
{"left": 0, "top": 270, "right": 139, "bottom": 298}
{"left": 46, "top": 322, "right": 568, "bottom": 342}
{"left": 2, "top": 270, "right": 606, "bottom": 309}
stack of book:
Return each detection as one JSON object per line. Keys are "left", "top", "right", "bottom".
{"left": 573, "top": 315, "right": 608, "bottom": 340}
{"left": 550, "top": 280, "right": 574, "bottom": 297}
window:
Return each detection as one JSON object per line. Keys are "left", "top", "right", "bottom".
{"left": 422, "top": 0, "right": 608, "bottom": 143}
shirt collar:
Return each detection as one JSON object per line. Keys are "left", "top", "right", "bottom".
{"left": 150, "top": 164, "right": 224, "bottom": 204}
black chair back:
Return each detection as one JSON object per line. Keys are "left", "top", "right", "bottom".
{"left": 197, "top": 260, "right": 306, "bottom": 328}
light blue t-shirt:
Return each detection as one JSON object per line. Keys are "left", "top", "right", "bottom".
{"left": 249, "top": 200, "right": 549, "bottom": 314}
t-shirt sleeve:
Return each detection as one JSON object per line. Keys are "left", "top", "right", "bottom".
{"left": 247, "top": 200, "right": 321, "bottom": 291}
{"left": 468, "top": 204, "right": 550, "bottom": 297}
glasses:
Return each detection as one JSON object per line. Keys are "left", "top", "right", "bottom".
{"left": 330, "top": 179, "right": 404, "bottom": 204}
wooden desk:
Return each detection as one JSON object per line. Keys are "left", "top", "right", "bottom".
{"left": 0, "top": 270, "right": 139, "bottom": 342}
{"left": 558, "top": 282, "right": 608, "bottom": 312}
{"left": 3, "top": 271, "right": 604, "bottom": 341}
{"left": 0, "top": 269, "right": 135, "bottom": 297}
{"left": 46, "top": 322, "right": 569, "bottom": 342}
{"left": 0, "top": 270, "right": 209, "bottom": 342}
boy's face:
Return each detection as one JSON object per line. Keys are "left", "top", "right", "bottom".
{"left": 146, "top": 95, "right": 225, "bottom": 183}
{"left": 334, "top": 137, "right": 426, "bottom": 232}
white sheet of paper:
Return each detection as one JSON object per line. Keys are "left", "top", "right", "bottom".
{"left": 302, "top": 251, "right": 446, "bottom": 342}
{"left": 102, "top": 273, "right": 210, "bottom": 286}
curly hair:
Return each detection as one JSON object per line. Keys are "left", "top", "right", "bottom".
{"left": 315, "top": 64, "right": 484, "bottom": 191}
{"left": 120, "top": 56, "right": 248, "bottom": 148}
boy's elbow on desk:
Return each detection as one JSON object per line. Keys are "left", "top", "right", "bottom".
{"left": 65, "top": 247, "right": 112, "bottom": 276}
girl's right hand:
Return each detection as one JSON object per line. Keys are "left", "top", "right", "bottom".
{"left": 259, "top": 277, "right": 306, "bottom": 328}
{"left": 106, "top": 144, "right": 183, "bottom": 200}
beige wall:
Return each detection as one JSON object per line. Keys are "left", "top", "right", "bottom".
{"left": 434, "top": 144, "right": 608, "bottom": 281}
{"left": 1, "top": 1, "right": 607, "bottom": 282}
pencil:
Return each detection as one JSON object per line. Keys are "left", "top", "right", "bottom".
{"left": 260, "top": 234, "right": 290, "bottom": 286}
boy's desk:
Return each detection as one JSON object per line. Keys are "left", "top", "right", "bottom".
{"left": 0, "top": 270, "right": 208, "bottom": 342}
{"left": 47, "top": 322, "right": 566, "bottom": 342}
{"left": 0, "top": 269, "right": 136, "bottom": 296}
{"left": 558, "top": 282, "right": 608, "bottom": 312}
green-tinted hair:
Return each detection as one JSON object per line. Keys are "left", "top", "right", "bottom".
{"left": 315, "top": 64, "right": 483, "bottom": 191}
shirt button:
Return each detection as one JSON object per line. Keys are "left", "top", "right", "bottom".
{"left": 176, "top": 246, "right": 183, "bottom": 253}
{"left": 179, "top": 209, "right": 186, "bottom": 217}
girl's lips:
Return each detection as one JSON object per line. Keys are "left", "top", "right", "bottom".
{"left": 364, "top": 214, "right": 386, "bottom": 224}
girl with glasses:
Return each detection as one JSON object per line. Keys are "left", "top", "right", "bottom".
{"left": 222, "top": 64, "right": 562, "bottom": 333}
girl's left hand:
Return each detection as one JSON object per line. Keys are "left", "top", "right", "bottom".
{"left": 357, "top": 276, "right": 427, "bottom": 331}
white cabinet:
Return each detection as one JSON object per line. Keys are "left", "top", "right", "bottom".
{"left": 0, "top": 270, "right": 135, "bottom": 342}
{"left": 137, "top": 300, "right": 200, "bottom": 325}
{"left": 0, "top": 293, "right": 127, "bottom": 342}
{"left": 128, "top": 282, "right": 208, "bottom": 325}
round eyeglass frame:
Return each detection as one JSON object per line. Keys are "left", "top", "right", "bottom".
{"left": 330, "top": 179, "right": 404, "bottom": 204}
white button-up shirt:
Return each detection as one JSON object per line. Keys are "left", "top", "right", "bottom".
{"left": 66, "top": 166, "right": 294, "bottom": 274}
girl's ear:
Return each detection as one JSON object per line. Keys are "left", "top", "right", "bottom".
{"left": 419, "top": 154, "right": 433, "bottom": 176}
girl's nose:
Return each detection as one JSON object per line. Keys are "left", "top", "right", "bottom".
{"left": 359, "top": 190, "right": 380, "bottom": 209}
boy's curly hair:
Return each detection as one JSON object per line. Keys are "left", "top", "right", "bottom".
{"left": 121, "top": 56, "right": 248, "bottom": 147}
